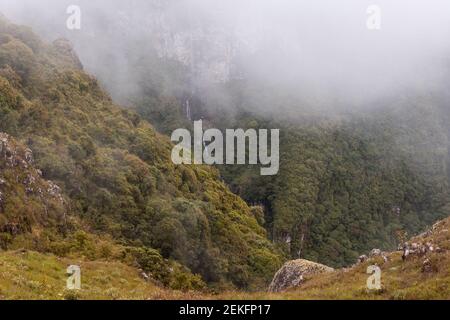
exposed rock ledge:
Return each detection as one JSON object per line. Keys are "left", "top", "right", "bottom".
{"left": 268, "top": 259, "right": 334, "bottom": 292}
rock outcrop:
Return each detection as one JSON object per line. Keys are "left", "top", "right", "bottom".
{"left": 355, "top": 248, "right": 389, "bottom": 265}
{"left": 268, "top": 259, "right": 334, "bottom": 292}
{"left": 0, "top": 133, "right": 66, "bottom": 237}
{"left": 400, "top": 220, "right": 448, "bottom": 261}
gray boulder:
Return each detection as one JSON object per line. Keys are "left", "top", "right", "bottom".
{"left": 268, "top": 259, "right": 334, "bottom": 292}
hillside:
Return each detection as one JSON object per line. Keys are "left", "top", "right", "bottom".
{"left": 0, "top": 216, "right": 448, "bottom": 299}
{"left": 0, "top": 16, "right": 282, "bottom": 290}
{"left": 0, "top": 12, "right": 449, "bottom": 300}
{"left": 0, "top": 132, "right": 66, "bottom": 248}
{"left": 7, "top": 1, "right": 448, "bottom": 271}
{"left": 67, "top": 12, "right": 450, "bottom": 268}
{"left": 0, "top": 250, "right": 201, "bottom": 300}
{"left": 131, "top": 69, "right": 450, "bottom": 268}
{"left": 217, "top": 104, "right": 450, "bottom": 268}
{"left": 220, "top": 216, "right": 450, "bottom": 300}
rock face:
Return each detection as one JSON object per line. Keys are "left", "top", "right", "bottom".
{"left": 268, "top": 259, "right": 334, "bottom": 292}
{"left": 0, "top": 133, "right": 66, "bottom": 236}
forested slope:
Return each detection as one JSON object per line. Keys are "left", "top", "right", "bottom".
{"left": 0, "top": 17, "right": 282, "bottom": 289}
{"left": 216, "top": 93, "right": 450, "bottom": 267}
{"left": 129, "top": 59, "right": 450, "bottom": 267}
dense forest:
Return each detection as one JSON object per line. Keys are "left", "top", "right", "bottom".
{"left": 96, "top": 40, "right": 450, "bottom": 267}
{"left": 0, "top": 17, "right": 282, "bottom": 290}
{"left": 133, "top": 77, "right": 450, "bottom": 267}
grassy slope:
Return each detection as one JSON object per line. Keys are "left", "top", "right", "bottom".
{"left": 1, "top": 216, "right": 448, "bottom": 300}
{"left": 220, "top": 216, "right": 450, "bottom": 300}
{"left": 0, "top": 250, "right": 201, "bottom": 300}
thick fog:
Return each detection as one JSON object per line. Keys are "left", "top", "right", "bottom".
{"left": 1, "top": 0, "right": 450, "bottom": 115}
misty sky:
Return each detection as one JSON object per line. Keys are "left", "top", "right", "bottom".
{"left": 1, "top": 0, "right": 450, "bottom": 113}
